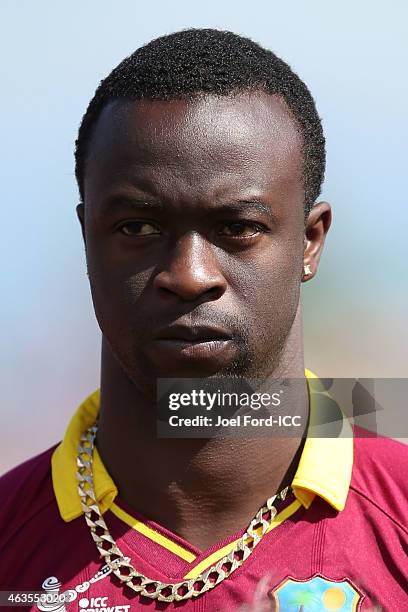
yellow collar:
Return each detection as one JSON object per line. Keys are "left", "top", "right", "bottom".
{"left": 52, "top": 370, "right": 353, "bottom": 522}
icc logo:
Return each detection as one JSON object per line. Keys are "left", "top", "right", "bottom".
{"left": 79, "top": 598, "right": 107, "bottom": 608}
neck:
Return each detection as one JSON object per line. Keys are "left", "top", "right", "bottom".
{"left": 96, "top": 305, "right": 308, "bottom": 550}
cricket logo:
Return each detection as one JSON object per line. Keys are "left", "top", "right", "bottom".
{"left": 37, "top": 558, "right": 131, "bottom": 611}
{"left": 270, "top": 574, "right": 362, "bottom": 611}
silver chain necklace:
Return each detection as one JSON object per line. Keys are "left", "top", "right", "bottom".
{"left": 77, "top": 422, "right": 290, "bottom": 602}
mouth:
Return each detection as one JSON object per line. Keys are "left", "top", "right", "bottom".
{"left": 155, "top": 324, "right": 232, "bottom": 343}
{"left": 152, "top": 324, "right": 235, "bottom": 362}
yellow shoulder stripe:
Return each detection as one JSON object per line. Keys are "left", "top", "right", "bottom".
{"left": 110, "top": 502, "right": 197, "bottom": 563}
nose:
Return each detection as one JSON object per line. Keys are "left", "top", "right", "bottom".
{"left": 153, "top": 232, "right": 227, "bottom": 302}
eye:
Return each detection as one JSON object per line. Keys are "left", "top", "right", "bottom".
{"left": 218, "top": 221, "right": 266, "bottom": 238}
{"left": 118, "top": 221, "right": 161, "bottom": 236}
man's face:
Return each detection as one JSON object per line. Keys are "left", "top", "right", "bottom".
{"left": 78, "top": 91, "right": 308, "bottom": 385}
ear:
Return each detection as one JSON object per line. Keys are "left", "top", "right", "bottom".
{"left": 302, "top": 201, "right": 332, "bottom": 282}
{"left": 76, "top": 202, "right": 86, "bottom": 244}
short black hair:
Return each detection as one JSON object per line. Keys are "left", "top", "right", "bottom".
{"left": 75, "top": 28, "right": 325, "bottom": 215}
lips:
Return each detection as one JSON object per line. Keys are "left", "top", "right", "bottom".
{"left": 154, "top": 324, "right": 232, "bottom": 343}
{"left": 150, "top": 323, "right": 235, "bottom": 368}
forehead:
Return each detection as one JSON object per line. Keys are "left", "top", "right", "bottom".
{"left": 84, "top": 91, "right": 303, "bottom": 204}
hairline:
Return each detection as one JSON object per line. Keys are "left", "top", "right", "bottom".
{"left": 80, "top": 88, "right": 307, "bottom": 213}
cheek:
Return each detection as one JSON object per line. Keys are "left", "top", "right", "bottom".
{"left": 244, "top": 277, "right": 300, "bottom": 344}
{"left": 228, "top": 238, "right": 303, "bottom": 320}
{"left": 86, "top": 243, "right": 152, "bottom": 333}
{"left": 235, "top": 249, "right": 303, "bottom": 368}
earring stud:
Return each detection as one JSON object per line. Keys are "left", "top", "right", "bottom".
{"left": 303, "top": 264, "right": 312, "bottom": 276}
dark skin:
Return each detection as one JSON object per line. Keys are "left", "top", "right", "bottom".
{"left": 77, "top": 91, "right": 331, "bottom": 549}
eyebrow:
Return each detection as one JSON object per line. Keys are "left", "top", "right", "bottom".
{"left": 215, "top": 201, "right": 273, "bottom": 218}
{"left": 101, "top": 195, "right": 274, "bottom": 219}
{"left": 101, "top": 196, "right": 165, "bottom": 213}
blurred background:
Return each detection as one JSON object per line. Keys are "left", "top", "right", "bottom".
{"left": 1, "top": 0, "right": 407, "bottom": 473}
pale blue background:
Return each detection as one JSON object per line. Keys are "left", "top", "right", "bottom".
{"left": 1, "top": 0, "right": 407, "bottom": 472}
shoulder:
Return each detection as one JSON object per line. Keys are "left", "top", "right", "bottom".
{"left": 0, "top": 445, "right": 59, "bottom": 551}
{"left": 352, "top": 427, "right": 408, "bottom": 481}
{"left": 350, "top": 427, "right": 408, "bottom": 532}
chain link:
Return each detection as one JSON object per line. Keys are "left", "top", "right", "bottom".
{"left": 77, "top": 423, "right": 289, "bottom": 602}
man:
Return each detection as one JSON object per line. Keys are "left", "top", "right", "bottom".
{"left": 1, "top": 28, "right": 407, "bottom": 611}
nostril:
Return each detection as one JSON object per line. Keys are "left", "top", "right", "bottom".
{"left": 153, "top": 266, "right": 227, "bottom": 302}
{"left": 155, "top": 278, "right": 226, "bottom": 302}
